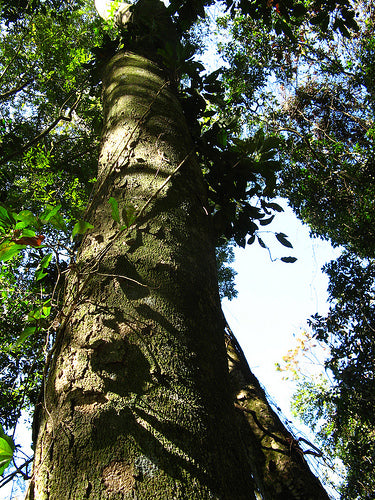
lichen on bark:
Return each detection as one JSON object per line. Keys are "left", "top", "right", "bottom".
{"left": 28, "top": 50, "right": 255, "bottom": 499}
{"left": 26, "top": 1, "right": 331, "bottom": 498}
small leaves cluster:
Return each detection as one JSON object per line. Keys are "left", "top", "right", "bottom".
{"left": 108, "top": 197, "right": 136, "bottom": 230}
{"left": 0, "top": 203, "right": 95, "bottom": 344}
{"left": 202, "top": 128, "right": 284, "bottom": 247}
{"left": 167, "top": 0, "right": 358, "bottom": 36}
{"left": 0, "top": 205, "right": 63, "bottom": 263}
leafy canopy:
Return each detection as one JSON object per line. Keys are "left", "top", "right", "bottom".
{"left": 0, "top": 0, "right": 361, "bottom": 491}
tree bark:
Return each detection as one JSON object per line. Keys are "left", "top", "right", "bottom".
{"left": 26, "top": 1, "right": 331, "bottom": 498}
{"left": 225, "top": 323, "right": 330, "bottom": 500}
{"left": 27, "top": 51, "right": 256, "bottom": 499}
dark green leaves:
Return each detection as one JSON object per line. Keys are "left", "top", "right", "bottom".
{"left": 259, "top": 215, "right": 275, "bottom": 226}
{"left": 276, "top": 232, "right": 293, "bottom": 248}
{"left": 202, "top": 125, "right": 285, "bottom": 247}
{"left": 275, "top": 19, "right": 297, "bottom": 44}
{"left": 257, "top": 236, "right": 266, "bottom": 248}
{"left": 281, "top": 256, "right": 297, "bottom": 263}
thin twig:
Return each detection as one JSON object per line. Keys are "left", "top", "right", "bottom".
{"left": 1, "top": 88, "right": 84, "bottom": 165}
{"left": 0, "top": 79, "right": 33, "bottom": 101}
{"left": 97, "top": 272, "right": 150, "bottom": 288}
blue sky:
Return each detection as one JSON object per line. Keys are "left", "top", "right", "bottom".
{"left": 222, "top": 198, "right": 341, "bottom": 417}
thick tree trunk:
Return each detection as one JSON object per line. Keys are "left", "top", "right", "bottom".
{"left": 27, "top": 51, "right": 256, "bottom": 499}
{"left": 26, "top": 2, "right": 331, "bottom": 498}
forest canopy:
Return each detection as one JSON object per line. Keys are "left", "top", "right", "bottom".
{"left": 0, "top": 0, "right": 373, "bottom": 498}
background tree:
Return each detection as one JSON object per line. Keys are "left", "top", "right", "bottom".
{"left": 217, "top": 1, "right": 375, "bottom": 496}
{"left": 279, "top": 253, "right": 375, "bottom": 499}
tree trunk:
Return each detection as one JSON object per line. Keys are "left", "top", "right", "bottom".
{"left": 225, "top": 323, "right": 330, "bottom": 500}
{"left": 27, "top": 51, "right": 256, "bottom": 499}
{"left": 26, "top": 2, "right": 331, "bottom": 498}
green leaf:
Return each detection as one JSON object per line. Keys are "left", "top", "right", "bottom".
{"left": 123, "top": 204, "right": 136, "bottom": 228}
{"left": 0, "top": 206, "right": 15, "bottom": 227}
{"left": 27, "top": 300, "right": 51, "bottom": 321}
{"left": 42, "top": 300, "right": 51, "bottom": 317}
{"left": 335, "top": 19, "right": 350, "bottom": 38}
{"left": 19, "top": 228, "right": 36, "bottom": 238}
{"left": 203, "top": 68, "right": 223, "bottom": 85}
{"left": 16, "top": 210, "right": 37, "bottom": 229}
{"left": 40, "top": 204, "right": 68, "bottom": 233}
{"left": 281, "top": 257, "right": 298, "bottom": 263}
{"left": 253, "top": 128, "right": 265, "bottom": 151}
{"left": 49, "top": 212, "right": 68, "bottom": 233}
{"left": 39, "top": 252, "right": 53, "bottom": 269}
{"left": 108, "top": 197, "right": 120, "bottom": 223}
{"left": 0, "top": 241, "right": 26, "bottom": 262}
{"left": 72, "top": 220, "right": 94, "bottom": 239}
{"left": 0, "top": 425, "right": 14, "bottom": 449}
{"left": 0, "top": 425, "right": 14, "bottom": 476}
{"left": 35, "top": 252, "right": 53, "bottom": 281}
{"left": 16, "top": 326, "right": 36, "bottom": 346}
{"left": 276, "top": 232, "right": 293, "bottom": 248}
{"left": 40, "top": 204, "right": 62, "bottom": 223}
{"left": 35, "top": 268, "right": 48, "bottom": 281}
{"left": 259, "top": 151, "right": 277, "bottom": 162}
{"left": 0, "top": 206, "right": 9, "bottom": 224}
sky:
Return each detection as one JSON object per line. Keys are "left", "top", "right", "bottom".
{"left": 223, "top": 198, "right": 341, "bottom": 416}
{"left": 222, "top": 200, "right": 343, "bottom": 499}
{"left": 2, "top": 2, "right": 344, "bottom": 499}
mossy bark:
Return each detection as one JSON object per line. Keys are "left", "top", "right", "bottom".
{"left": 26, "top": 1, "right": 332, "bottom": 496}
{"left": 27, "top": 52, "right": 255, "bottom": 499}
{"left": 225, "top": 324, "right": 330, "bottom": 500}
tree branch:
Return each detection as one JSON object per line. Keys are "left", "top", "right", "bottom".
{"left": 0, "top": 79, "right": 33, "bottom": 101}
{"left": 0, "top": 91, "right": 83, "bottom": 165}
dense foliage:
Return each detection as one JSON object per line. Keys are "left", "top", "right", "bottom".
{"left": 0, "top": 0, "right": 364, "bottom": 495}
{"left": 278, "top": 19, "right": 375, "bottom": 257}
{"left": 0, "top": 0, "right": 103, "bottom": 484}
{"left": 216, "top": 1, "right": 375, "bottom": 497}
{"left": 292, "top": 253, "right": 375, "bottom": 499}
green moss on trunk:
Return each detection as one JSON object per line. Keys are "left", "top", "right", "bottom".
{"left": 28, "top": 52, "right": 255, "bottom": 499}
